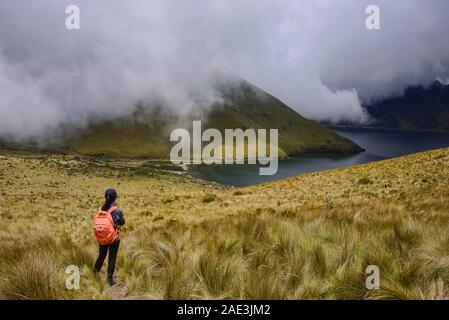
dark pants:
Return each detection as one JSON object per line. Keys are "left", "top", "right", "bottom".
{"left": 94, "top": 238, "right": 120, "bottom": 280}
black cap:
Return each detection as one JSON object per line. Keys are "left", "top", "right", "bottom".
{"left": 105, "top": 188, "right": 117, "bottom": 201}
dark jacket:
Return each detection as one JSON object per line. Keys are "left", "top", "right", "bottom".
{"left": 110, "top": 208, "right": 125, "bottom": 228}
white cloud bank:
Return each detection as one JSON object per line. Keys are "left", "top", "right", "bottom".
{"left": 0, "top": 0, "right": 448, "bottom": 140}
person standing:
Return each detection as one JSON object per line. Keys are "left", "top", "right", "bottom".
{"left": 93, "top": 188, "right": 125, "bottom": 286}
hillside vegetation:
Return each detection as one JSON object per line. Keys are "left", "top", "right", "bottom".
{"left": 1, "top": 146, "right": 449, "bottom": 299}
{"left": 66, "top": 80, "right": 361, "bottom": 158}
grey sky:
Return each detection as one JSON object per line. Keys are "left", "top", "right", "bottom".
{"left": 0, "top": 0, "right": 448, "bottom": 140}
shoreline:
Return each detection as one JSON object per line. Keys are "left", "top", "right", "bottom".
{"left": 326, "top": 124, "right": 449, "bottom": 134}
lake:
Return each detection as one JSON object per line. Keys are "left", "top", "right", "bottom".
{"left": 188, "top": 128, "right": 449, "bottom": 187}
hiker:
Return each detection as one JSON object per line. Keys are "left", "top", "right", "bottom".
{"left": 93, "top": 188, "right": 125, "bottom": 286}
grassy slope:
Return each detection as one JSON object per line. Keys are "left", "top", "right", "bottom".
{"left": 66, "top": 107, "right": 174, "bottom": 158}
{"left": 67, "top": 80, "right": 361, "bottom": 158}
{"left": 1, "top": 147, "right": 449, "bottom": 299}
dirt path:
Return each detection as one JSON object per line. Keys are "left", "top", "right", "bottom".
{"left": 105, "top": 278, "right": 129, "bottom": 300}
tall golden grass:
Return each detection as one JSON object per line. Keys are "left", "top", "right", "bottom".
{"left": 0, "top": 148, "right": 449, "bottom": 299}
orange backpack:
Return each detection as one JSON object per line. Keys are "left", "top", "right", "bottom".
{"left": 93, "top": 206, "right": 118, "bottom": 245}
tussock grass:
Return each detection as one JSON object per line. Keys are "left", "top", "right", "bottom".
{"left": 0, "top": 252, "right": 63, "bottom": 300}
{"left": 202, "top": 193, "right": 217, "bottom": 203}
{"left": 1, "top": 147, "right": 449, "bottom": 299}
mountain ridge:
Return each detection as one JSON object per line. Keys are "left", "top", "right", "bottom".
{"left": 62, "top": 79, "right": 362, "bottom": 158}
{"left": 327, "top": 80, "right": 449, "bottom": 132}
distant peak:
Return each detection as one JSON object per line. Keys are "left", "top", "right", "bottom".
{"left": 436, "top": 78, "right": 449, "bottom": 86}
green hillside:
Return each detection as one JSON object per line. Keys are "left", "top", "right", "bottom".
{"left": 66, "top": 79, "right": 361, "bottom": 158}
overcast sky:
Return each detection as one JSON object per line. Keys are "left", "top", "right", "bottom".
{"left": 0, "top": 0, "right": 448, "bottom": 140}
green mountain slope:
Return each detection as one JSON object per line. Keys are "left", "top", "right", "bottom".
{"left": 66, "top": 79, "right": 362, "bottom": 158}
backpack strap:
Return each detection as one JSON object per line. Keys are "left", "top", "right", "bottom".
{"left": 107, "top": 206, "right": 117, "bottom": 215}
{"left": 107, "top": 206, "right": 120, "bottom": 234}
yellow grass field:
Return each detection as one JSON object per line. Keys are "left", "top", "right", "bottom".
{"left": 1, "top": 147, "right": 449, "bottom": 299}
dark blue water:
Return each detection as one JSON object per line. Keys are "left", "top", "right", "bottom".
{"left": 189, "top": 129, "right": 449, "bottom": 187}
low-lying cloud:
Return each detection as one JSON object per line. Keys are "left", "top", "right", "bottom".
{"left": 0, "top": 0, "right": 448, "bottom": 140}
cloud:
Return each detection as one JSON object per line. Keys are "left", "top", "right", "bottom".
{"left": 0, "top": 0, "right": 448, "bottom": 140}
